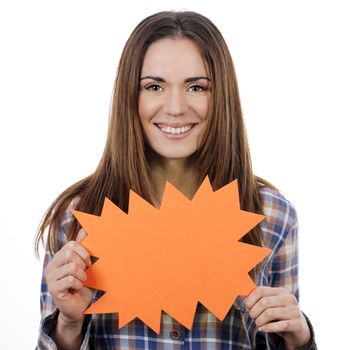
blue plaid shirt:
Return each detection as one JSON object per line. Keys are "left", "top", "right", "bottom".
{"left": 37, "top": 185, "right": 316, "bottom": 349}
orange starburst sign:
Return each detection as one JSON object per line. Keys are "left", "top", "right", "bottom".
{"left": 73, "top": 177, "right": 270, "bottom": 333}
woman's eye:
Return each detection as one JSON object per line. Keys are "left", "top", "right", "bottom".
{"left": 188, "top": 85, "right": 207, "bottom": 92}
{"left": 145, "top": 84, "right": 162, "bottom": 92}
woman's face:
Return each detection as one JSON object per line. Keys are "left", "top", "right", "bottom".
{"left": 138, "top": 38, "right": 211, "bottom": 160}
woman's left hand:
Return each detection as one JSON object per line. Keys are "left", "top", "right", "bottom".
{"left": 244, "top": 286, "right": 311, "bottom": 349}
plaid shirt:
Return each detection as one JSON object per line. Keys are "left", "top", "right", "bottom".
{"left": 37, "top": 185, "right": 317, "bottom": 349}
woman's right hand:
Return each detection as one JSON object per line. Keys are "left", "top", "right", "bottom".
{"left": 45, "top": 228, "right": 93, "bottom": 322}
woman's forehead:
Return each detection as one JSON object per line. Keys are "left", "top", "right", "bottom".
{"left": 140, "top": 38, "right": 209, "bottom": 77}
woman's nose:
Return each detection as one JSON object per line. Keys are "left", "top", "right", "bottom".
{"left": 163, "top": 90, "right": 187, "bottom": 117}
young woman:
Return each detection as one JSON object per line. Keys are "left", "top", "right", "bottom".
{"left": 36, "top": 11, "right": 317, "bottom": 350}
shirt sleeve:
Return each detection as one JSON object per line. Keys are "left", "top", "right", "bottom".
{"left": 256, "top": 191, "right": 317, "bottom": 349}
{"left": 36, "top": 209, "right": 93, "bottom": 350}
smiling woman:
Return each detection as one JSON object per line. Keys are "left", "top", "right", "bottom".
{"left": 35, "top": 10, "right": 317, "bottom": 350}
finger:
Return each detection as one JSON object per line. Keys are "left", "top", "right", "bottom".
{"left": 56, "top": 275, "right": 84, "bottom": 293}
{"left": 255, "top": 305, "right": 299, "bottom": 328}
{"left": 53, "top": 261, "right": 87, "bottom": 283}
{"left": 244, "top": 286, "right": 288, "bottom": 310}
{"left": 259, "top": 319, "right": 300, "bottom": 334}
{"left": 248, "top": 294, "right": 297, "bottom": 319}
{"left": 63, "top": 241, "right": 91, "bottom": 268}
{"left": 46, "top": 251, "right": 86, "bottom": 286}
{"left": 68, "top": 240, "right": 91, "bottom": 268}
{"left": 76, "top": 228, "right": 87, "bottom": 243}
{"left": 50, "top": 242, "right": 90, "bottom": 269}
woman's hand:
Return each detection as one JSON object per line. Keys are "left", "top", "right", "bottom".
{"left": 45, "top": 229, "right": 93, "bottom": 322}
{"left": 244, "top": 286, "right": 311, "bottom": 349}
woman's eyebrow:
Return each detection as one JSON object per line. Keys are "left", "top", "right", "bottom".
{"left": 140, "top": 76, "right": 211, "bottom": 83}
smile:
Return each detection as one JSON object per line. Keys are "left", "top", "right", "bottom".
{"left": 158, "top": 124, "right": 193, "bottom": 134}
{"left": 155, "top": 123, "right": 196, "bottom": 139}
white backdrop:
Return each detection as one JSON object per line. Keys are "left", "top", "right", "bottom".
{"left": 1, "top": 1, "right": 349, "bottom": 348}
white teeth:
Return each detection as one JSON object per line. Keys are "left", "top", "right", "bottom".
{"left": 160, "top": 125, "right": 193, "bottom": 134}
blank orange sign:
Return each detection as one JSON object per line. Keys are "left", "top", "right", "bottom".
{"left": 73, "top": 177, "right": 271, "bottom": 333}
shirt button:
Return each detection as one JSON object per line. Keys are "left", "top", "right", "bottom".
{"left": 170, "top": 330, "right": 181, "bottom": 340}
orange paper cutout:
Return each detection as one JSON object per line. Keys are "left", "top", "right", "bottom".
{"left": 73, "top": 177, "right": 271, "bottom": 333}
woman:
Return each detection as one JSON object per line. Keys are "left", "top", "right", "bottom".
{"left": 36, "top": 11, "right": 317, "bottom": 349}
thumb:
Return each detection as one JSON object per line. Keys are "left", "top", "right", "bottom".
{"left": 76, "top": 228, "right": 87, "bottom": 243}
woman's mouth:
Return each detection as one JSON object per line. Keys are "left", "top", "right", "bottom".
{"left": 155, "top": 123, "right": 195, "bottom": 139}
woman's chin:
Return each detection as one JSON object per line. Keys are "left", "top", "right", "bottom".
{"left": 154, "top": 150, "right": 197, "bottom": 161}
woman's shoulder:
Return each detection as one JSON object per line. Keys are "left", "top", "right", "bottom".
{"left": 257, "top": 182, "right": 298, "bottom": 244}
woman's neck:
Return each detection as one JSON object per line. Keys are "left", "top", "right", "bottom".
{"left": 149, "top": 154, "right": 199, "bottom": 208}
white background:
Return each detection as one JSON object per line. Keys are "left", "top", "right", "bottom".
{"left": 0, "top": 1, "right": 349, "bottom": 348}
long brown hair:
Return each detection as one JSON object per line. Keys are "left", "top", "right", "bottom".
{"left": 35, "top": 11, "right": 276, "bottom": 279}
